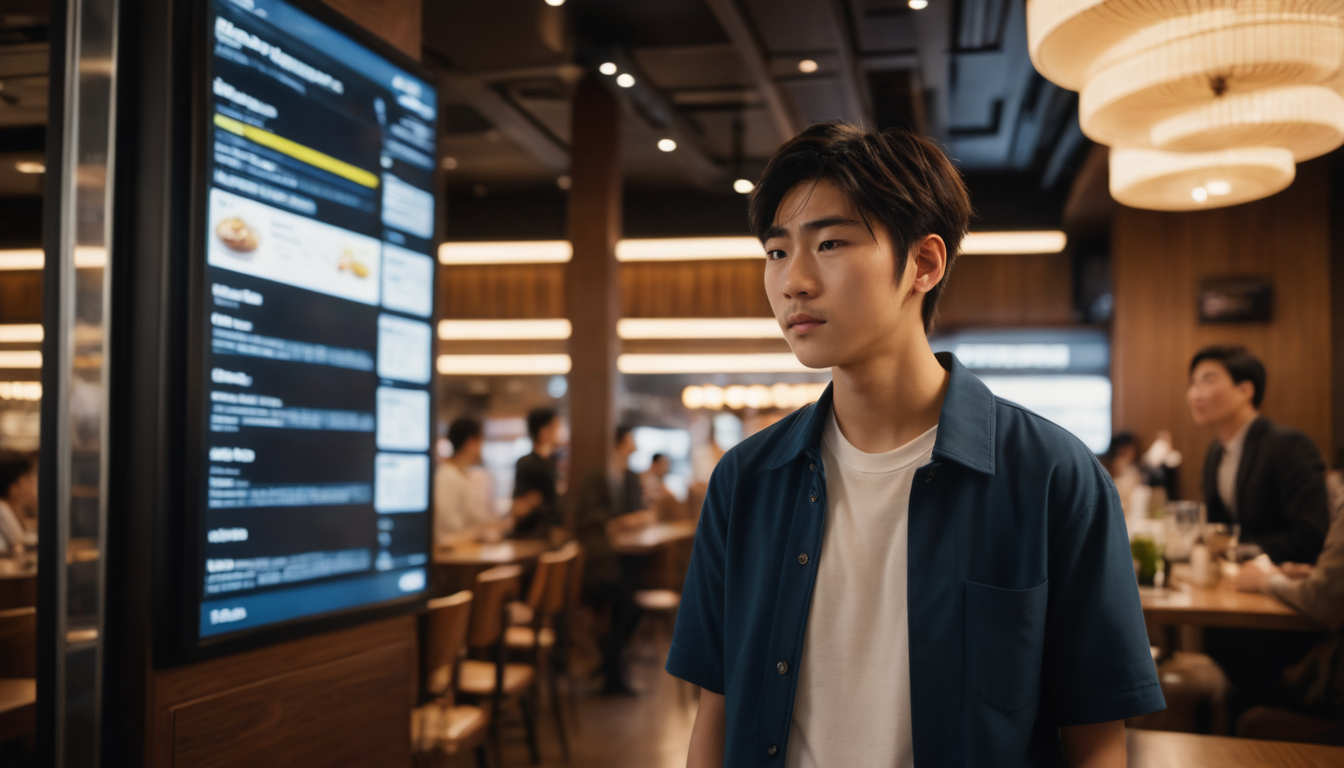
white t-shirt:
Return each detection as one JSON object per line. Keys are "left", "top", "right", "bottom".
{"left": 786, "top": 409, "right": 937, "bottom": 768}
{"left": 434, "top": 462, "right": 492, "bottom": 546}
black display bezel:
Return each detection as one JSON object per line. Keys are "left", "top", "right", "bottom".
{"left": 166, "top": 0, "right": 440, "bottom": 665}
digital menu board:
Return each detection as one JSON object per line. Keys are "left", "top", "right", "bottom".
{"left": 194, "top": 0, "right": 437, "bottom": 641}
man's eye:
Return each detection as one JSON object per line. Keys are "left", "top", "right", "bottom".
{"left": 766, "top": 249, "right": 787, "bottom": 260}
{"left": 819, "top": 240, "right": 840, "bottom": 251}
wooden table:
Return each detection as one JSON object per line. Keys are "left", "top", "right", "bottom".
{"left": 1139, "top": 585, "right": 1322, "bottom": 632}
{"left": 612, "top": 520, "right": 696, "bottom": 556}
{"left": 431, "top": 540, "right": 550, "bottom": 594}
{"left": 1128, "top": 728, "right": 1344, "bottom": 767}
{"left": 0, "top": 678, "right": 35, "bottom": 744}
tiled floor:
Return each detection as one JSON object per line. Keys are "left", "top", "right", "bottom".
{"left": 466, "top": 641, "right": 698, "bottom": 768}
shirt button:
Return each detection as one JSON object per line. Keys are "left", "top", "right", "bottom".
{"left": 809, "top": 493, "right": 818, "bottom": 503}
{"left": 777, "top": 661, "right": 788, "bottom": 674}
{"left": 809, "top": 462, "right": 816, "bottom": 471}
{"left": 768, "top": 744, "right": 778, "bottom": 756}
{"left": 798, "top": 553, "right": 809, "bottom": 565}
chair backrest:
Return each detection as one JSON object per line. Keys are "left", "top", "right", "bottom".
{"left": 468, "top": 564, "right": 522, "bottom": 650}
{"left": 524, "top": 553, "right": 556, "bottom": 611}
{"left": 538, "top": 546, "right": 579, "bottom": 616}
{"left": 423, "top": 590, "right": 474, "bottom": 697}
{"left": 565, "top": 542, "right": 586, "bottom": 609}
{"left": 0, "top": 606, "right": 37, "bottom": 678}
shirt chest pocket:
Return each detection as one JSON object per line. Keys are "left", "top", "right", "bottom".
{"left": 964, "top": 579, "right": 1049, "bottom": 714}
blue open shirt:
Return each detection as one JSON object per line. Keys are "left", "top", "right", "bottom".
{"left": 667, "top": 353, "right": 1164, "bottom": 767}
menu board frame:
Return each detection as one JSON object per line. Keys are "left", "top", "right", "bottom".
{"left": 169, "top": 0, "right": 441, "bottom": 663}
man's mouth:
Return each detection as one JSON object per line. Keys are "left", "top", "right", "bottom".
{"left": 787, "top": 314, "right": 825, "bottom": 333}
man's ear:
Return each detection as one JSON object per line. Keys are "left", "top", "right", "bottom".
{"left": 910, "top": 234, "right": 947, "bottom": 294}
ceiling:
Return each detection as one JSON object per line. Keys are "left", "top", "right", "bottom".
{"left": 0, "top": 0, "right": 1090, "bottom": 240}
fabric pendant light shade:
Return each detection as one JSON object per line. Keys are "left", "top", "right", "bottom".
{"left": 1110, "top": 146, "right": 1296, "bottom": 210}
{"left": 1150, "top": 84, "right": 1344, "bottom": 159}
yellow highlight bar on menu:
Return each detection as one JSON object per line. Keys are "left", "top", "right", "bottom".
{"left": 213, "top": 113, "right": 380, "bottom": 189}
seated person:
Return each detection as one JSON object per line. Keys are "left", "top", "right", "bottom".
{"left": 1187, "top": 345, "right": 1329, "bottom": 564}
{"left": 434, "top": 417, "right": 501, "bottom": 547}
{"left": 509, "top": 408, "right": 566, "bottom": 540}
{"left": 0, "top": 455, "right": 37, "bottom": 556}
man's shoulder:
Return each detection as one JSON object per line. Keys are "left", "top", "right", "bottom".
{"left": 991, "top": 395, "right": 1099, "bottom": 469}
{"left": 716, "top": 402, "right": 819, "bottom": 478}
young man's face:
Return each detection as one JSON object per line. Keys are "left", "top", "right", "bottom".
{"left": 1187, "top": 360, "right": 1255, "bottom": 427}
{"left": 762, "top": 178, "right": 934, "bottom": 370}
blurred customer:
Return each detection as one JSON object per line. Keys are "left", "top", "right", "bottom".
{"left": 1106, "top": 432, "right": 1144, "bottom": 521}
{"left": 614, "top": 425, "right": 644, "bottom": 516}
{"left": 0, "top": 455, "right": 36, "bottom": 556}
{"left": 510, "top": 408, "right": 565, "bottom": 540}
{"left": 572, "top": 424, "right": 641, "bottom": 695}
{"left": 641, "top": 452, "right": 683, "bottom": 519}
{"left": 434, "top": 417, "right": 496, "bottom": 546}
{"left": 1188, "top": 345, "right": 1329, "bottom": 564}
{"left": 1235, "top": 495, "right": 1344, "bottom": 743}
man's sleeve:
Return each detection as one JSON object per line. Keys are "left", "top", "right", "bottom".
{"left": 665, "top": 458, "right": 731, "bottom": 695}
{"left": 1258, "top": 432, "right": 1330, "bottom": 564}
{"left": 512, "top": 458, "right": 544, "bottom": 498}
{"left": 1043, "top": 454, "right": 1165, "bottom": 725}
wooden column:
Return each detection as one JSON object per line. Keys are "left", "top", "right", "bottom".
{"left": 565, "top": 77, "right": 622, "bottom": 503}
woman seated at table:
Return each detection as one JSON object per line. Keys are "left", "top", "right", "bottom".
{"left": 1235, "top": 492, "right": 1344, "bottom": 742}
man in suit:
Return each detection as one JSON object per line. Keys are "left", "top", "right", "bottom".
{"left": 1188, "top": 345, "right": 1329, "bottom": 565}
{"left": 1188, "top": 344, "right": 1331, "bottom": 722}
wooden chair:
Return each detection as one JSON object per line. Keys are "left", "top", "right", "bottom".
{"left": 632, "top": 540, "right": 693, "bottom": 707}
{"left": 413, "top": 591, "right": 490, "bottom": 768}
{"left": 505, "top": 545, "right": 579, "bottom": 761}
{"left": 0, "top": 607, "right": 36, "bottom": 746}
{"left": 461, "top": 565, "right": 540, "bottom": 765}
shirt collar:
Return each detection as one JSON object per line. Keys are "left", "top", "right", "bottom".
{"left": 1222, "top": 414, "right": 1257, "bottom": 456}
{"left": 766, "top": 352, "right": 997, "bottom": 474}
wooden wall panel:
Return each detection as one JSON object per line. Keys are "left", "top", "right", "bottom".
{"left": 322, "top": 0, "right": 422, "bottom": 60}
{"left": 1111, "top": 159, "right": 1333, "bottom": 501}
{"left": 935, "top": 253, "right": 1074, "bottom": 329}
{"left": 148, "top": 616, "right": 417, "bottom": 768}
{"left": 439, "top": 264, "right": 565, "bottom": 318}
{"left": 620, "top": 260, "right": 772, "bottom": 318}
{"left": 0, "top": 272, "right": 42, "bottom": 324}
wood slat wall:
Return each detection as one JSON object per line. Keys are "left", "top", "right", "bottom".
{"left": 936, "top": 253, "right": 1075, "bottom": 329}
{"left": 0, "top": 273, "right": 42, "bottom": 324}
{"left": 438, "top": 264, "right": 566, "bottom": 319}
{"left": 1111, "top": 159, "right": 1334, "bottom": 502}
{"left": 620, "top": 260, "right": 772, "bottom": 318}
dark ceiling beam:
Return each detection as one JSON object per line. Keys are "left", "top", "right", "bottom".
{"left": 702, "top": 0, "right": 797, "bottom": 143}
{"left": 822, "top": 0, "right": 871, "bottom": 125}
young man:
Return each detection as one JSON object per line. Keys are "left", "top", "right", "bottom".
{"left": 510, "top": 408, "right": 565, "bottom": 540}
{"left": 1187, "top": 345, "right": 1330, "bottom": 564}
{"left": 669, "top": 122, "right": 1163, "bottom": 768}
{"left": 433, "top": 417, "right": 496, "bottom": 545}
{"left": 0, "top": 455, "right": 37, "bottom": 556}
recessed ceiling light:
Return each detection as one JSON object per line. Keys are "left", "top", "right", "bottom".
{"left": 556, "top": 175, "right": 571, "bottom": 190}
{"left": 733, "top": 178, "right": 755, "bottom": 194}
{"left": 439, "top": 156, "right": 458, "bottom": 170}
{"left": 616, "top": 73, "right": 636, "bottom": 88}
{"left": 797, "top": 59, "right": 819, "bottom": 74}
{"left": 544, "top": 0, "right": 566, "bottom": 6}
{"left": 14, "top": 161, "right": 44, "bottom": 174}
{"left": 599, "top": 62, "right": 618, "bottom": 76}
{"left": 1191, "top": 186, "right": 1209, "bottom": 202}
{"left": 657, "top": 138, "right": 677, "bottom": 152}
{"left": 908, "top": 0, "right": 929, "bottom": 8}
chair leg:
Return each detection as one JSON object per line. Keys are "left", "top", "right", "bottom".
{"left": 474, "top": 743, "right": 491, "bottom": 768}
{"left": 548, "top": 663, "right": 570, "bottom": 761}
{"left": 519, "top": 692, "right": 542, "bottom": 765}
{"left": 489, "top": 697, "right": 504, "bottom": 768}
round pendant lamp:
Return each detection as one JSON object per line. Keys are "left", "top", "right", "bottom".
{"left": 1149, "top": 84, "right": 1344, "bottom": 159}
{"left": 1109, "top": 146, "right": 1296, "bottom": 210}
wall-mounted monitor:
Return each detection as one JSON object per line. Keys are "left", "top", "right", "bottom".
{"left": 182, "top": 0, "right": 438, "bottom": 655}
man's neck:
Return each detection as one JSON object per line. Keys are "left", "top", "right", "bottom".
{"left": 830, "top": 334, "right": 949, "bottom": 454}
{"left": 1216, "top": 408, "right": 1258, "bottom": 446}
{"left": 533, "top": 442, "right": 555, "bottom": 459}
{"left": 448, "top": 454, "right": 475, "bottom": 472}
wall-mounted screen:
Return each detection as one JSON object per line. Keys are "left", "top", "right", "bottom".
{"left": 194, "top": 0, "right": 437, "bottom": 643}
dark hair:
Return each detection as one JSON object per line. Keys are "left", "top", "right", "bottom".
{"left": 615, "top": 424, "right": 634, "bottom": 446}
{"left": 447, "top": 417, "right": 483, "bottom": 452}
{"left": 527, "top": 408, "right": 559, "bottom": 442}
{"left": 1190, "top": 345, "right": 1266, "bottom": 408}
{"left": 0, "top": 454, "right": 36, "bottom": 498}
{"left": 651, "top": 453, "right": 668, "bottom": 464}
{"left": 749, "top": 121, "right": 973, "bottom": 331}
{"left": 1106, "top": 432, "right": 1137, "bottom": 461}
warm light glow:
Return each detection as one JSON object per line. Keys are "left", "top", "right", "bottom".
{"left": 617, "top": 318, "right": 782, "bottom": 339}
{"left": 616, "top": 73, "right": 635, "bottom": 88}
{"left": 1191, "top": 186, "right": 1208, "bottom": 203}
{"left": 1110, "top": 146, "right": 1296, "bottom": 212}
{"left": 0, "top": 249, "right": 44, "bottom": 270}
{"left": 617, "top": 353, "right": 815, "bottom": 374}
{"left": 733, "top": 178, "right": 755, "bottom": 194}
{"left": 1206, "top": 179, "right": 1232, "bottom": 196}
{"left": 599, "top": 62, "right": 618, "bottom": 76}
{"left": 616, "top": 236, "right": 764, "bottom": 261}
{"left": 437, "top": 354, "right": 572, "bottom": 376}
{"left": 908, "top": 0, "right": 929, "bottom": 9}
{"left": 681, "top": 386, "right": 705, "bottom": 409}
{"left": 74, "top": 247, "right": 107, "bottom": 268}
{"left": 0, "top": 351, "right": 42, "bottom": 369}
{"left": 681, "top": 382, "right": 828, "bottom": 410}
{"left": 438, "top": 319, "right": 572, "bottom": 340}
{"left": 544, "top": 0, "right": 565, "bottom": 6}
{"left": 14, "top": 161, "right": 44, "bottom": 174}
{"left": 657, "top": 138, "right": 677, "bottom": 152}
{"left": 0, "top": 324, "right": 43, "bottom": 343}
{"left": 960, "top": 231, "right": 1067, "bottom": 255}
{"left": 439, "top": 240, "right": 572, "bottom": 265}
{"left": 0, "top": 381, "right": 41, "bottom": 401}
{"left": 797, "top": 59, "right": 819, "bottom": 74}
